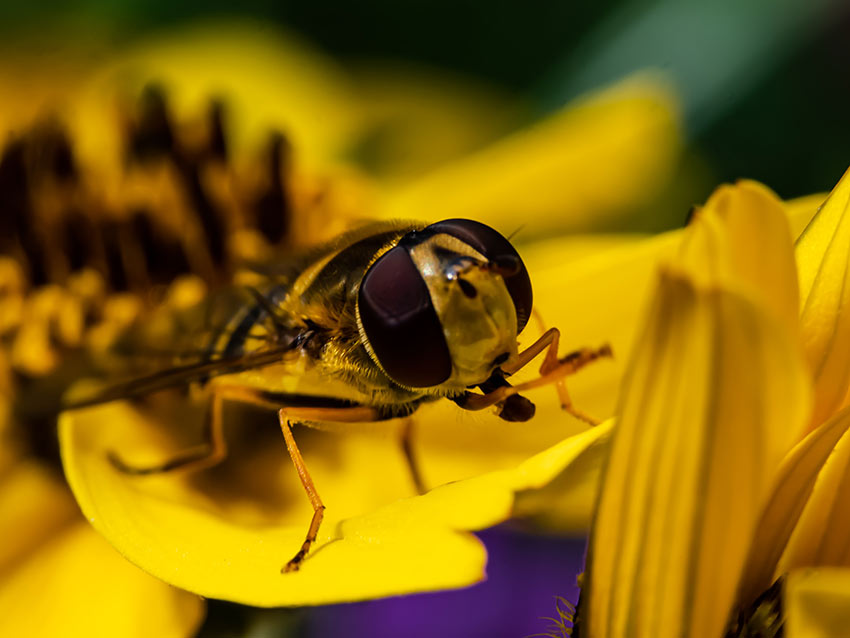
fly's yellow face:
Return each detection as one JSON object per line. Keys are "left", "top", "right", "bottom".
{"left": 408, "top": 235, "right": 519, "bottom": 389}
{"left": 357, "top": 219, "right": 533, "bottom": 393}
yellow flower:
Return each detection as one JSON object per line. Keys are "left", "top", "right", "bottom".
{"left": 1, "top": 21, "right": 686, "bottom": 625}
{"left": 581, "top": 171, "right": 850, "bottom": 637}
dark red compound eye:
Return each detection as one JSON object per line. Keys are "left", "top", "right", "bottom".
{"left": 358, "top": 245, "right": 452, "bottom": 388}
{"left": 425, "top": 219, "right": 533, "bottom": 333}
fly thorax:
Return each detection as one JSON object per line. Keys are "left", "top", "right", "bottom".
{"left": 407, "top": 236, "right": 519, "bottom": 389}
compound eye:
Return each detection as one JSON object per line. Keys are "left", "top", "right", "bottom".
{"left": 426, "top": 219, "right": 533, "bottom": 333}
{"left": 358, "top": 245, "right": 452, "bottom": 387}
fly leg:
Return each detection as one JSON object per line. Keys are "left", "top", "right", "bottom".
{"left": 275, "top": 404, "right": 383, "bottom": 573}
{"left": 108, "top": 388, "right": 230, "bottom": 475}
{"left": 400, "top": 419, "right": 426, "bottom": 494}
{"left": 108, "top": 385, "right": 298, "bottom": 475}
{"left": 462, "top": 328, "right": 612, "bottom": 425}
{"left": 508, "top": 326, "right": 611, "bottom": 424}
{"left": 277, "top": 414, "right": 323, "bottom": 574}
{"left": 108, "top": 384, "right": 392, "bottom": 573}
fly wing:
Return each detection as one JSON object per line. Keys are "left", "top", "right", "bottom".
{"left": 64, "top": 283, "right": 306, "bottom": 409}
{"left": 63, "top": 342, "right": 304, "bottom": 408}
{"left": 106, "top": 286, "right": 260, "bottom": 369}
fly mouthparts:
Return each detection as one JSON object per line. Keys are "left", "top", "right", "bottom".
{"left": 478, "top": 370, "right": 536, "bottom": 422}
{"left": 456, "top": 370, "right": 536, "bottom": 422}
{"left": 497, "top": 393, "right": 536, "bottom": 422}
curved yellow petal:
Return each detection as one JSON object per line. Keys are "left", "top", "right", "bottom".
{"left": 0, "top": 461, "right": 79, "bottom": 576}
{"left": 787, "top": 193, "right": 827, "bottom": 240}
{"left": 679, "top": 180, "right": 799, "bottom": 337}
{"left": 512, "top": 420, "right": 614, "bottom": 531}
{"left": 384, "top": 74, "right": 681, "bottom": 235}
{"left": 738, "top": 405, "right": 850, "bottom": 606}
{"left": 778, "top": 405, "right": 850, "bottom": 575}
{"left": 0, "top": 521, "right": 204, "bottom": 638}
{"left": 786, "top": 568, "right": 850, "bottom": 638}
{"left": 796, "top": 167, "right": 850, "bottom": 427}
{"left": 59, "top": 397, "right": 610, "bottom": 606}
{"left": 586, "top": 270, "right": 810, "bottom": 638}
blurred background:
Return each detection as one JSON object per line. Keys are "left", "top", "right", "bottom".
{"left": 3, "top": 0, "right": 849, "bottom": 206}
{"left": 2, "top": 1, "right": 849, "bottom": 636}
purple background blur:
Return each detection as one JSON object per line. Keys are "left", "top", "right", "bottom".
{"left": 304, "top": 527, "right": 586, "bottom": 638}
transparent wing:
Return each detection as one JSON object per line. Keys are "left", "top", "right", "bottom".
{"left": 63, "top": 342, "right": 304, "bottom": 408}
{"left": 65, "top": 283, "right": 307, "bottom": 409}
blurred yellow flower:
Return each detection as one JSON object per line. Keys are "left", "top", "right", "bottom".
{"left": 581, "top": 171, "right": 850, "bottom": 637}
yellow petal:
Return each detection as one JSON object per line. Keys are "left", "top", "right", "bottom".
{"left": 512, "top": 420, "right": 614, "bottom": 531}
{"left": 349, "top": 64, "right": 519, "bottom": 181}
{"left": 0, "top": 461, "right": 79, "bottom": 576}
{"left": 384, "top": 74, "right": 681, "bottom": 236}
{"left": 59, "top": 399, "right": 609, "bottom": 606}
{"left": 738, "top": 405, "right": 850, "bottom": 606}
{"left": 796, "top": 167, "right": 850, "bottom": 427}
{"left": 679, "top": 180, "right": 800, "bottom": 337}
{"left": 0, "top": 521, "right": 204, "bottom": 638}
{"left": 586, "top": 270, "right": 810, "bottom": 638}
{"left": 778, "top": 404, "right": 850, "bottom": 574}
{"left": 787, "top": 193, "right": 827, "bottom": 240}
{"left": 786, "top": 568, "right": 850, "bottom": 638}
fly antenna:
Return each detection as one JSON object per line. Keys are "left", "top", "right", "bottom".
{"left": 507, "top": 224, "right": 526, "bottom": 241}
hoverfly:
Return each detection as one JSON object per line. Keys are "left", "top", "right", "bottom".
{"left": 65, "top": 218, "right": 610, "bottom": 572}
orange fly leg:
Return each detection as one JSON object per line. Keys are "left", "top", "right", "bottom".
{"left": 277, "top": 404, "right": 382, "bottom": 573}
{"left": 475, "top": 321, "right": 612, "bottom": 424}
{"left": 400, "top": 418, "right": 426, "bottom": 495}
{"left": 106, "top": 384, "right": 386, "bottom": 574}
{"left": 505, "top": 345, "right": 612, "bottom": 392}
{"left": 107, "top": 385, "right": 241, "bottom": 475}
